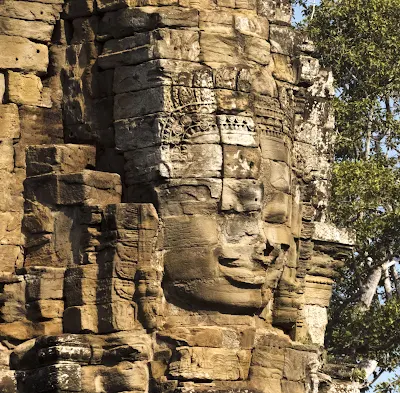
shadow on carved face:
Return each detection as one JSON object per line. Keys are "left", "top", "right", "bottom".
{"left": 160, "top": 210, "right": 295, "bottom": 314}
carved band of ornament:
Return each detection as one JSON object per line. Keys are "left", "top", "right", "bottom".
{"left": 304, "top": 275, "right": 334, "bottom": 285}
{"left": 216, "top": 115, "right": 255, "bottom": 131}
{"left": 159, "top": 101, "right": 216, "bottom": 147}
{"left": 258, "top": 126, "right": 294, "bottom": 144}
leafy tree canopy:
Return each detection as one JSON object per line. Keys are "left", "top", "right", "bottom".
{"left": 294, "top": 0, "right": 400, "bottom": 391}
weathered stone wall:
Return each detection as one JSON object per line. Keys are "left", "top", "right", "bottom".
{"left": 0, "top": 1, "right": 356, "bottom": 393}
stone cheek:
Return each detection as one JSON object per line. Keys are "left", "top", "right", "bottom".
{"left": 0, "top": 1, "right": 357, "bottom": 393}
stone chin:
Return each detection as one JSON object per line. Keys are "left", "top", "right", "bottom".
{"left": 164, "top": 277, "right": 268, "bottom": 311}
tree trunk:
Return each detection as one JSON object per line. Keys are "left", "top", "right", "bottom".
{"left": 359, "top": 266, "right": 382, "bottom": 310}
{"left": 382, "top": 261, "right": 393, "bottom": 300}
{"left": 365, "top": 109, "right": 373, "bottom": 160}
{"left": 390, "top": 262, "right": 400, "bottom": 297}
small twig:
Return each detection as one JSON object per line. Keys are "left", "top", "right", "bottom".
{"left": 310, "top": 0, "right": 317, "bottom": 20}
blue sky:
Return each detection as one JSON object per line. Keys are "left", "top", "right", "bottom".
{"left": 293, "top": 4, "right": 304, "bottom": 23}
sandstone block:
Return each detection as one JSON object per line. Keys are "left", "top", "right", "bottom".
{"left": 313, "top": 222, "right": 355, "bottom": 245}
{"left": 63, "top": 301, "right": 136, "bottom": 333}
{"left": 26, "top": 144, "right": 96, "bottom": 177}
{"left": 221, "top": 179, "right": 262, "bottom": 212}
{"left": 260, "top": 135, "right": 290, "bottom": 163}
{"left": 25, "top": 170, "right": 122, "bottom": 206}
{"left": 199, "top": 10, "right": 234, "bottom": 35}
{"left": 23, "top": 200, "right": 54, "bottom": 235}
{"left": 158, "top": 327, "right": 227, "bottom": 348}
{"left": 200, "top": 33, "right": 241, "bottom": 64}
{"left": 99, "top": 29, "right": 200, "bottom": 69}
{"left": 216, "top": 90, "right": 251, "bottom": 113}
{"left": 254, "top": 95, "right": 283, "bottom": 120}
{"left": 154, "top": 178, "right": 222, "bottom": 216}
{"left": 0, "top": 319, "right": 62, "bottom": 341}
{"left": 268, "top": 160, "right": 291, "bottom": 192}
{"left": 0, "top": 104, "right": 20, "bottom": 139}
{"left": 235, "top": 0, "right": 256, "bottom": 8}
{"left": 116, "top": 112, "right": 218, "bottom": 152}
{"left": 251, "top": 373, "right": 282, "bottom": 393}
{"left": 11, "top": 334, "right": 92, "bottom": 370}
{"left": 0, "top": 279, "right": 26, "bottom": 322}
{"left": 169, "top": 347, "right": 251, "bottom": 381}
{"left": 63, "top": 0, "right": 94, "bottom": 19}
{"left": 64, "top": 276, "right": 135, "bottom": 307}
{"left": 96, "top": 0, "right": 137, "bottom": 12}
{"left": 164, "top": 215, "right": 218, "bottom": 250}
{"left": 0, "top": 140, "right": 14, "bottom": 172}
{"left": 25, "top": 267, "right": 65, "bottom": 301}
{"left": 7, "top": 72, "right": 43, "bottom": 106}
{"left": 309, "top": 68, "right": 335, "bottom": 98}
{"left": 0, "top": 171, "right": 24, "bottom": 212}
{"left": 100, "top": 7, "right": 157, "bottom": 38}
{"left": 0, "top": 1, "right": 62, "bottom": 24}
{"left": 113, "top": 60, "right": 210, "bottom": 94}
{"left": 223, "top": 146, "right": 261, "bottom": 178}
{"left": 251, "top": 68, "right": 277, "bottom": 97}
{"left": 0, "top": 36, "right": 48, "bottom": 74}
{"left": 263, "top": 192, "right": 290, "bottom": 224}
{"left": 100, "top": 7, "right": 198, "bottom": 39}
{"left": 26, "top": 299, "right": 64, "bottom": 320}
{"left": 244, "top": 36, "right": 271, "bottom": 65}
{"left": 17, "top": 106, "right": 63, "bottom": 165}
{"left": 81, "top": 361, "right": 148, "bottom": 392}
{"left": 16, "top": 363, "right": 81, "bottom": 392}
{"left": 124, "top": 144, "right": 222, "bottom": 184}
{"left": 234, "top": 15, "right": 269, "bottom": 39}
{"left": 283, "top": 348, "right": 311, "bottom": 382}
{"left": 270, "top": 24, "right": 296, "bottom": 56}
{"left": 164, "top": 246, "right": 220, "bottom": 285}
{"left": 115, "top": 116, "right": 161, "bottom": 151}
{"left": 114, "top": 86, "right": 171, "bottom": 119}
{"left": 0, "top": 212, "right": 22, "bottom": 246}
{"left": 257, "top": 0, "right": 291, "bottom": 23}
{"left": 304, "top": 276, "right": 334, "bottom": 306}
{"left": 264, "top": 224, "right": 292, "bottom": 246}
{"left": 218, "top": 115, "right": 257, "bottom": 146}
{"left": 115, "top": 84, "right": 215, "bottom": 119}
{"left": 303, "top": 304, "right": 328, "bottom": 345}
{"left": 0, "top": 245, "right": 21, "bottom": 273}
{"left": 297, "top": 55, "right": 320, "bottom": 86}
{"left": 214, "top": 66, "right": 240, "bottom": 90}
{"left": 0, "top": 16, "right": 54, "bottom": 42}
{"left": 292, "top": 141, "right": 330, "bottom": 178}
{"left": 272, "top": 54, "right": 295, "bottom": 83}
{"left": 282, "top": 381, "right": 306, "bottom": 393}
{"left": 72, "top": 16, "right": 100, "bottom": 44}
{"left": 251, "top": 346, "right": 284, "bottom": 377}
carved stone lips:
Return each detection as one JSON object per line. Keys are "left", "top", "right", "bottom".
{"left": 218, "top": 257, "right": 266, "bottom": 285}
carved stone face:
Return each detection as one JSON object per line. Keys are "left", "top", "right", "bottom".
{"left": 123, "top": 80, "right": 299, "bottom": 312}
{"left": 113, "top": 10, "right": 302, "bottom": 313}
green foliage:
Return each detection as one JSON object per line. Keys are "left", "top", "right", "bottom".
{"left": 296, "top": 0, "right": 400, "bottom": 388}
{"left": 331, "top": 159, "right": 400, "bottom": 263}
{"left": 327, "top": 161, "right": 400, "bottom": 369}
{"left": 374, "top": 374, "right": 400, "bottom": 393}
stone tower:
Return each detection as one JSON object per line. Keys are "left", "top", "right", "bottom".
{"left": 0, "top": 0, "right": 355, "bottom": 392}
